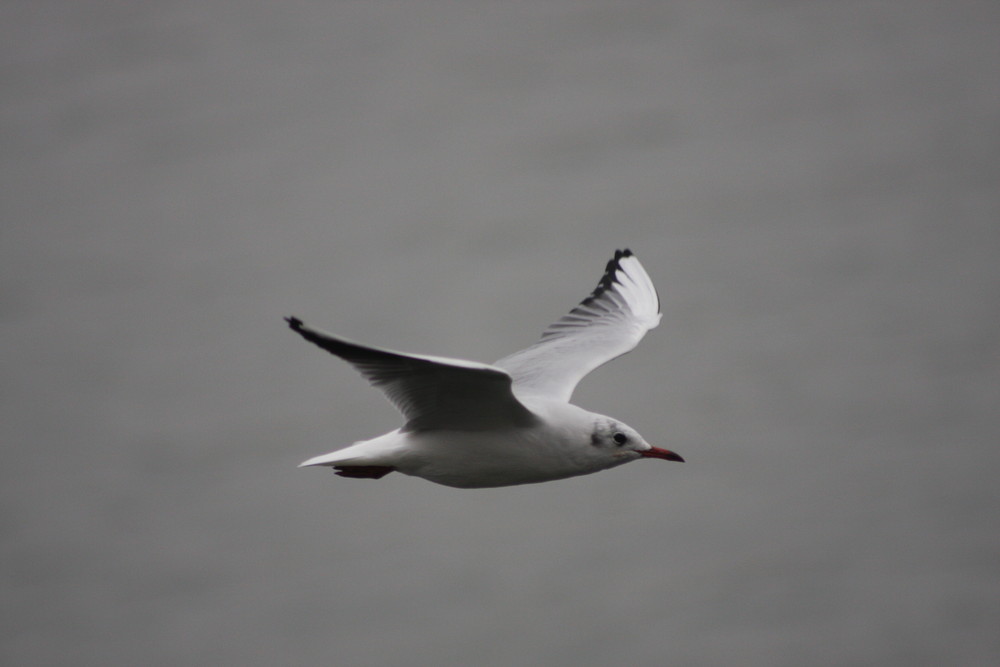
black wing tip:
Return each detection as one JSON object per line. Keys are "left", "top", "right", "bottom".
{"left": 604, "top": 248, "right": 633, "bottom": 271}
{"left": 585, "top": 248, "right": 634, "bottom": 304}
{"left": 606, "top": 248, "right": 635, "bottom": 275}
{"left": 285, "top": 316, "right": 304, "bottom": 329}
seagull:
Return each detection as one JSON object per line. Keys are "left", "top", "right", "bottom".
{"left": 286, "top": 249, "right": 683, "bottom": 488}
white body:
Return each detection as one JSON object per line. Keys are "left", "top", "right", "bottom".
{"left": 300, "top": 400, "right": 641, "bottom": 488}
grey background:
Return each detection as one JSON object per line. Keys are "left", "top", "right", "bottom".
{"left": 3, "top": 2, "right": 999, "bottom": 665}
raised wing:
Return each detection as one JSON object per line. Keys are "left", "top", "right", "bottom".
{"left": 285, "top": 317, "right": 538, "bottom": 432}
{"left": 494, "top": 249, "right": 661, "bottom": 402}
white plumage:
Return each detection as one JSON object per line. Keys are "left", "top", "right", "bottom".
{"left": 287, "top": 249, "right": 683, "bottom": 488}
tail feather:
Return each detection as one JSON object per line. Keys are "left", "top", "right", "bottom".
{"left": 298, "top": 432, "right": 402, "bottom": 479}
{"left": 299, "top": 443, "right": 374, "bottom": 468}
{"left": 299, "top": 451, "right": 351, "bottom": 468}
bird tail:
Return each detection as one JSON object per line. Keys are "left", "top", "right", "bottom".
{"left": 298, "top": 449, "right": 395, "bottom": 480}
{"left": 298, "top": 450, "right": 354, "bottom": 468}
{"left": 298, "top": 430, "right": 402, "bottom": 480}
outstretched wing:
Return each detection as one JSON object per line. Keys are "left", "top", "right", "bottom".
{"left": 494, "top": 249, "right": 661, "bottom": 403}
{"left": 285, "top": 317, "right": 538, "bottom": 432}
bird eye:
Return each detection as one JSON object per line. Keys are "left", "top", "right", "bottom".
{"left": 612, "top": 432, "right": 628, "bottom": 446}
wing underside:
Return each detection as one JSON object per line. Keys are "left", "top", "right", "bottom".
{"left": 286, "top": 317, "right": 538, "bottom": 432}
{"left": 494, "top": 249, "right": 661, "bottom": 402}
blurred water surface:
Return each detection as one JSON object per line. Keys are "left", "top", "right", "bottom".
{"left": 3, "top": 2, "right": 999, "bottom": 665}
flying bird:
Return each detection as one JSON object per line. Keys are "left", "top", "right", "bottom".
{"left": 286, "top": 249, "right": 683, "bottom": 488}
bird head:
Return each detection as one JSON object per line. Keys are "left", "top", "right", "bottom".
{"left": 590, "top": 419, "right": 684, "bottom": 464}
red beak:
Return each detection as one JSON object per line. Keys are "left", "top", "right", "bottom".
{"left": 639, "top": 446, "right": 685, "bottom": 462}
